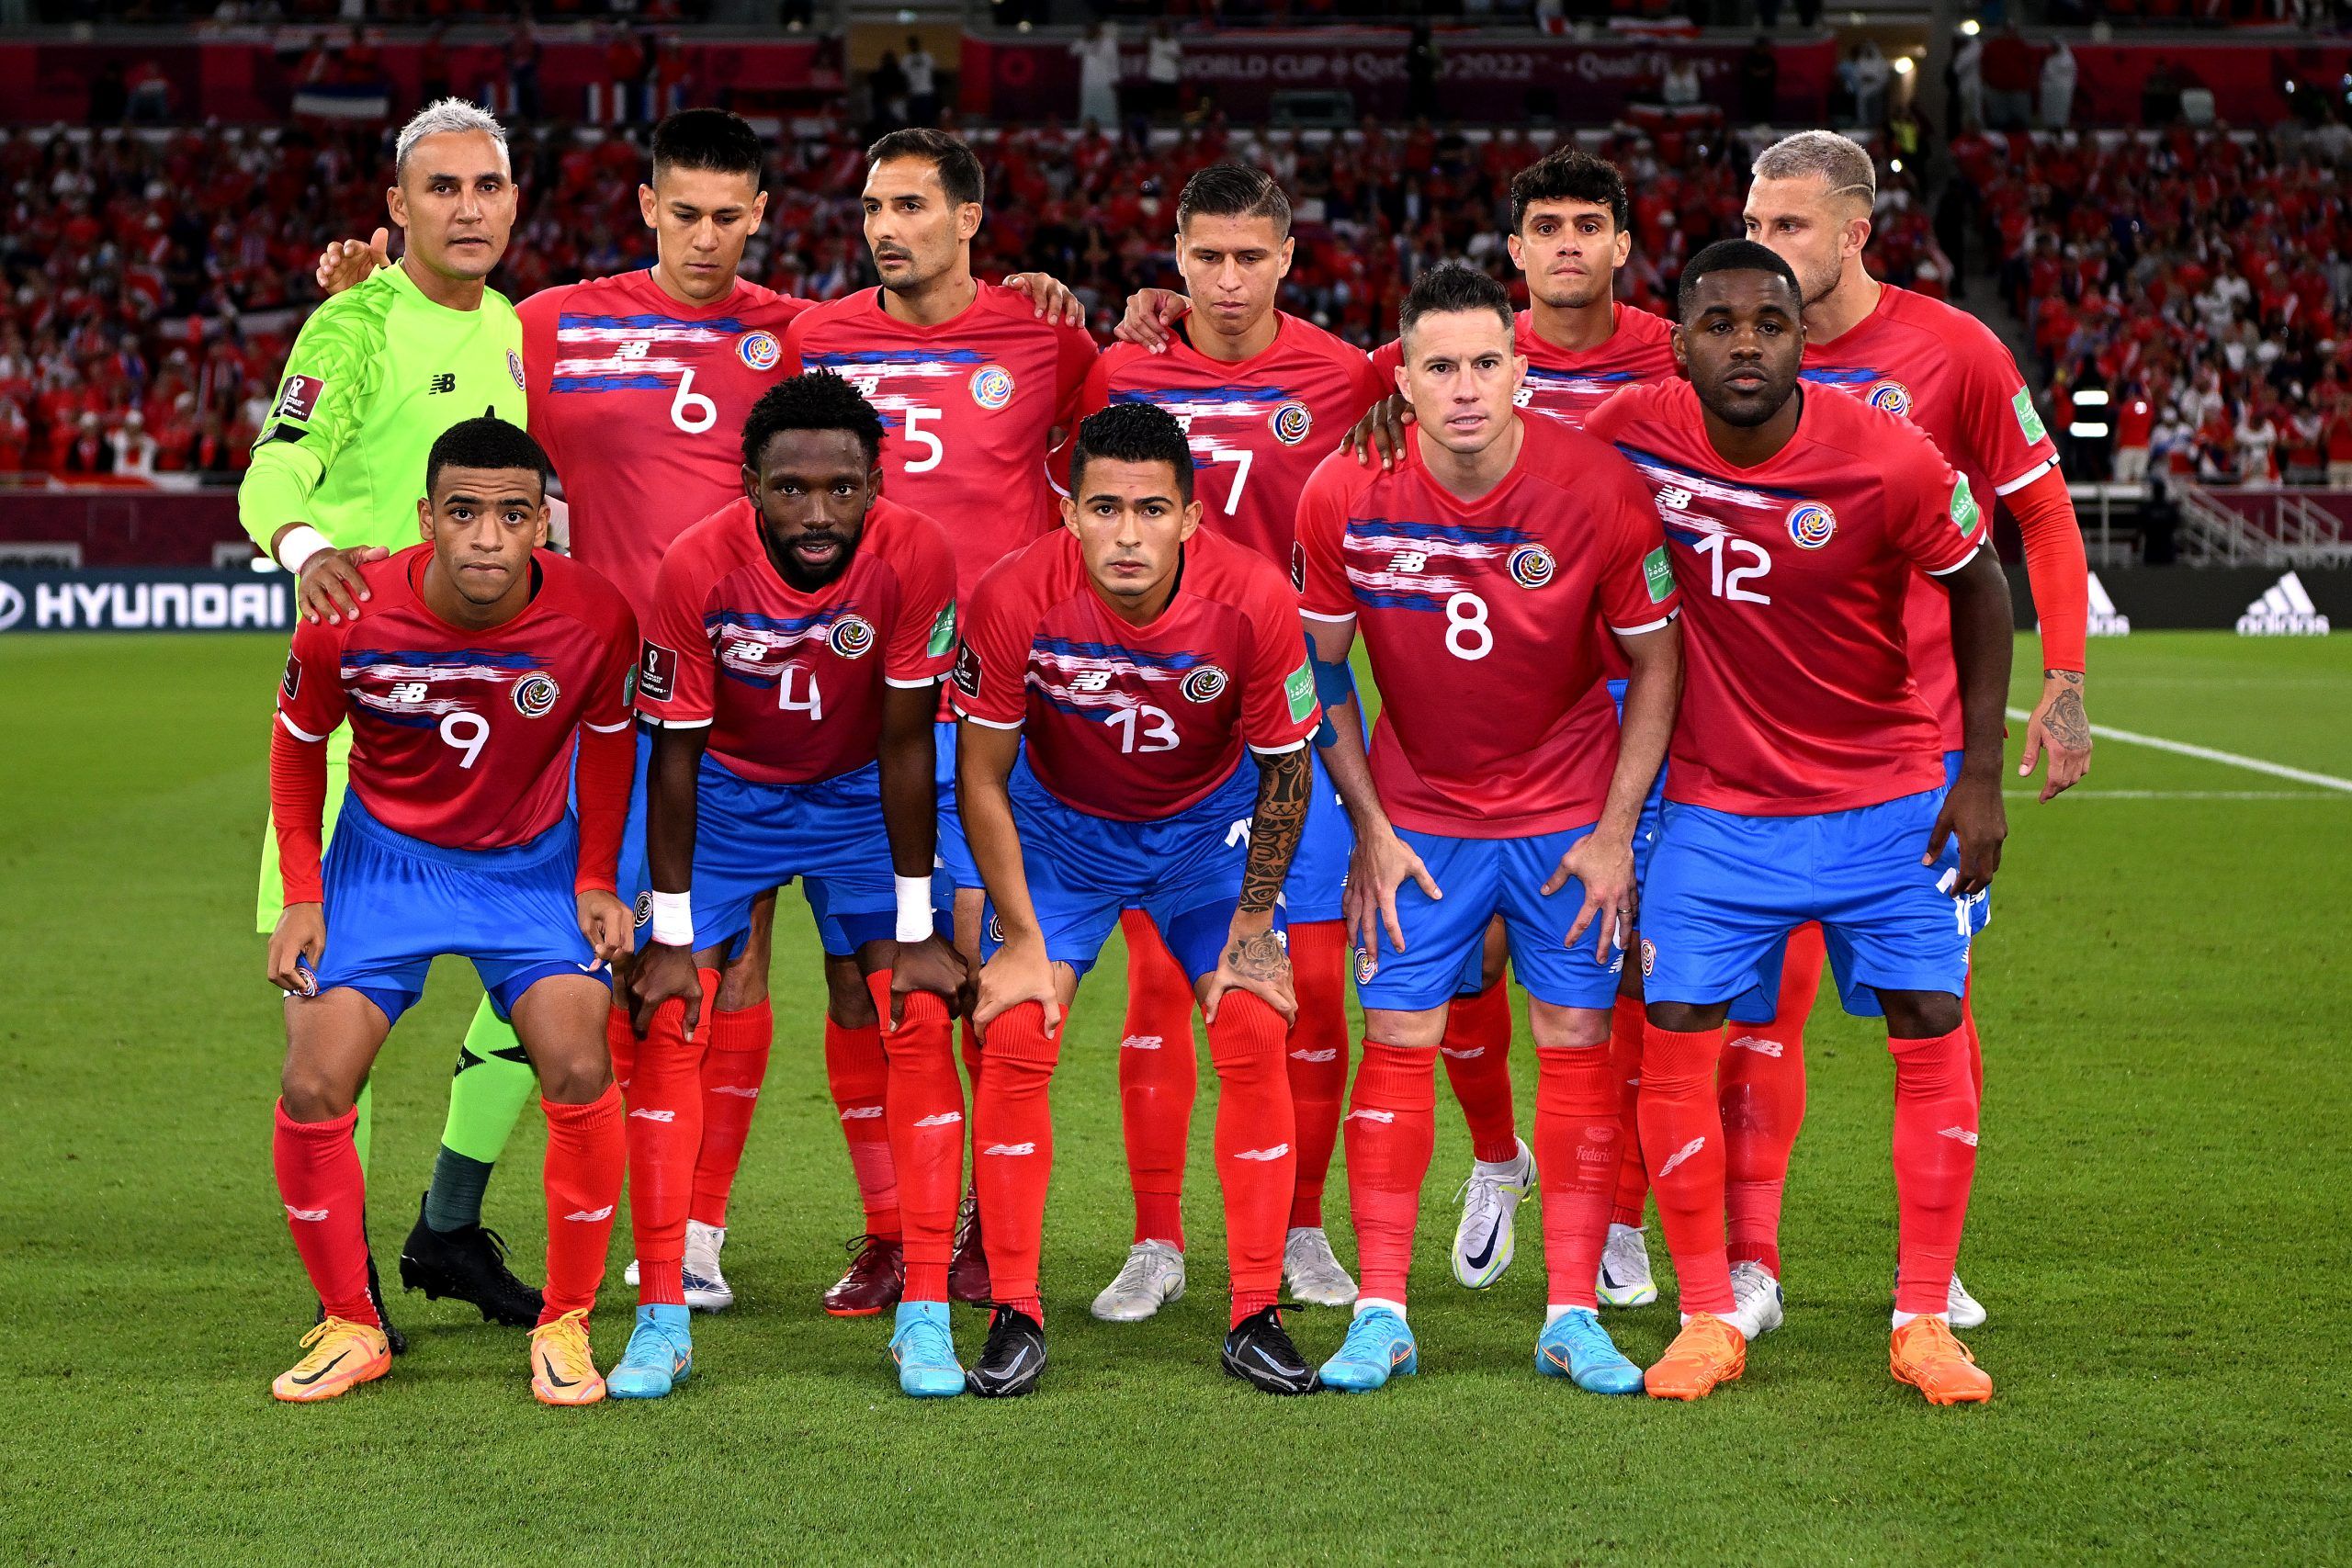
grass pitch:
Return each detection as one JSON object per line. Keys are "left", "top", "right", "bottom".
{"left": 1, "top": 630, "right": 2346, "bottom": 1566}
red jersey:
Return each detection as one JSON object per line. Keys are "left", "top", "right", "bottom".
{"left": 1295, "top": 414, "right": 1678, "bottom": 839}
{"left": 518, "top": 270, "right": 812, "bottom": 623}
{"left": 1586, "top": 378, "right": 1983, "bottom": 817}
{"left": 781, "top": 282, "right": 1098, "bottom": 602}
{"left": 634, "top": 496, "right": 958, "bottom": 786}
{"left": 953, "top": 527, "right": 1317, "bottom": 823}
{"left": 1371, "top": 305, "right": 1680, "bottom": 433}
{"left": 1800, "top": 282, "right": 2064, "bottom": 748}
{"left": 276, "top": 546, "right": 637, "bottom": 850}
{"left": 1077, "top": 312, "right": 1387, "bottom": 567}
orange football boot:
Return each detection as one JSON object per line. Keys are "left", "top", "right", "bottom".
{"left": 1645, "top": 1312, "right": 1747, "bottom": 1400}
{"left": 1891, "top": 1316, "right": 1993, "bottom": 1404}
{"left": 529, "top": 1307, "right": 607, "bottom": 1407}
{"left": 272, "top": 1318, "right": 391, "bottom": 1404}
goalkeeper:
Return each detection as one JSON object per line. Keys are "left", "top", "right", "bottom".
{"left": 243, "top": 99, "right": 542, "bottom": 1342}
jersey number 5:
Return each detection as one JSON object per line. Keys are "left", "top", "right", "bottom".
{"left": 902, "top": 406, "right": 944, "bottom": 473}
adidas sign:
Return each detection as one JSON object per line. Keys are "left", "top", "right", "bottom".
{"left": 2235, "top": 570, "right": 2331, "bottom": 637}
{"left": 2086, "top": 572, "right": 2130, "bottom": 637}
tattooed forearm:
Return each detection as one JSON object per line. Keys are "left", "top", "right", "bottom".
{"left": 2041, "top": 669, "right": 2092, "bottom": 750}
{"left": 1239, "top": 747, "right": 1312, "bottom": 916}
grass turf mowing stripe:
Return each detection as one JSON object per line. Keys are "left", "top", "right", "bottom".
{"left": 2004, "top": 705, "right": 2352, "bottom": 793}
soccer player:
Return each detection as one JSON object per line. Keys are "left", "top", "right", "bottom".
{"left": 265, "top": 418, "right": 635, "bottom": 1406}
{"left": 314, "top": 111, "right": 1083, "bottom": 1317}
{"left": 241, "top": 99, "right": 540, "bottom": 1341}
{"left": 1733, "top": 130, "right": 2093, "bottom": 1329}
{"left": 623, "top": 373, "right": 967, "bottom": 1399}
{"left": 954, "top": 404, "right": 1321, "bottom": 1397}
{"left": 1295, "top": 263, "right": 1680, "bottom": 1395}
{"left": 782, "top": 128, "right": 1099, "bottom": 1304}
{"left": 1585, "top": 240, "right": 2012, "bottom": 1404}
{"left": 1071, "top": 164, "right": 1388, "bottom": 1318}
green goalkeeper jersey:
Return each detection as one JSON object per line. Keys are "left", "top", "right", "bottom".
{"left": 237, "top": 261, "right": 528, "bottom": 557}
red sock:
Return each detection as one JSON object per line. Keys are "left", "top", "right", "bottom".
{"left": 1533, "top": 1043, "right": 1620, "bottom": 1312}
{"left": 605, "top": 1003, "right": 637, "bottom": 1098}
{"left": 1440, "top": 980, "right": 1519, "bottom": 1164}
{"left": 273, "top": 1100, "right": 378, "bottom": 1326}
{"left": 1639, "top": 1021, "right": 1735, "bottom": 1315}
{"left": 959, "top": 1014, "right": 984, "bottom": 1091}
{"left": 689, "top": 998, "right": 773, "bottom": 1230}
{"left": 1962, "top": 969, "right": 1984, "bottom": 1108}
{"left": 1891, "top": 1023, "right": 1979, "bottom": 1315}
{"left": 973, "top": 1000, "right": 1059, "bottom": 1323}
{"left": 1607, "top": 995, "right": 1649, "bottom": 1228}
{"left": 540, "top": 1085, "right": 624, "bottom": 1323}
{"left": 624, "top": 976, "right": 712, "bottom": 1308}
{"left": 825, "top": 1012, "right": 901, "bottom": 1241}
{"left": 1720, "top": 921, "right": 1819, "bottom": 1276}
{"left": 877, "top": 975, "right": 963, "bottom": 1303}
{"left": 1284, "top": 919, "right": 1351, "bottom": 1230}
{"left": 1343, "top": 1041, "right": 1436, "bottom": 1305}
{"left": 1207, "top": 991, "right": 1295, "bottom": 1325}
{"left": 1118, "top": 909, "right": 1195, "bottom": 1249}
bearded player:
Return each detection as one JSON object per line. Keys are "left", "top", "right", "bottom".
{"left": 783, "top": 128, "right": 1099, "bottom": 1305}
{"left": 1296, "top": 264, "right": 1680, "bottom": 1395}
{"left": 1585, "top": 240, "right": 2011, "bottom": 1404}
{"left": 1724, "top": 130, "right": 2092, "bottom": 1331}
{"left": 313, "top": 110, "right": 1083, "bottom": 1317}
{"left": 622, "top": 374, "right": 967, "bottom": 1399}
{"left": 955, "top": 403, "right": 1322, "bottom": 1397}
{"left": 264, "top": 419, "right": 633, "bottom": 1406}
{"left": 1071, "top": 164, "right": 1387, "bottom": 1320}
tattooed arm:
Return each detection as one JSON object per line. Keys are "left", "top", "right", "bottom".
{"left": 1198, "top": 743, "right": 1311, "bottom": 1024}
{"left": 2021, "top": 667, "right": 2093, "bottom": 803}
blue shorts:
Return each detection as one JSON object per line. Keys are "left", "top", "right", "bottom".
{"left": 1283, "top": 743, "right": 1354, "bottom": 924}
{"left": 612, "top": 726, "right": 654, "bottom": 939}
{"left": 310, "top": 791, "right": 605, "bottom": 1029}
{"left": 691, "top": 755, "right": 896, "bottom": 959}
{"left": 1357, "top": 824, "right": 1625, "bottom": 1013}
{"left": 933, "top": 719, "right": 984, "bottom": 897}
{"left": 1640, "top": 780, "right": 1976, "bottom": 1021}
{"left": 983, "top": 757, "right": 1278, "bottom": 983}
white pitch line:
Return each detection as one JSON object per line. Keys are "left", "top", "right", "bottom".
{"left": 2005, "top": 708, "right": 2352, "bottom": 795}
{"left": 2003, "top": 789, "right": 2343, "bottom": 801}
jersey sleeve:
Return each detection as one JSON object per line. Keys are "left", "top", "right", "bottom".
{"left": 274, "top": 614, "right": 348, "bottom": 742}
{"left": 1349, "top": 345, "right": 1392, "bottom": 414}
{"left": 1368, "top": 336, "right": 1405, "bottom": 394}
{"left": 1951, "top": 315, "right": 2062, "bottom": 496}
{"left": 1886, "top": 432, "right": 1987, "bottom": 579}
{"left": 1294, "top": 456, "right": 1358, "bottom": 621}
{"left": 585, "top": 595, "right": 639, "bottom": 735}
{"left": 1239, "top": 573, "right": 1319, "bottom": 755}
{"left": 236, "top": 295, "right": 384, "bottom": 551}
{"left": 1591, "top": 453, "right": 1679, "bottom": 636}
{"left": 886, "top": 516, "right": 960, "bottom": 688}
{"left": 634, "top": 547, "right": 718, "bottom": 728}
{"left": 515, "top": 287, "right": 564, "bottom": 478}
{"left": 1047, "top": 350, "right": 1119, "bottom": 498}
{"left": 948, "top": 566, "right": 1034, "bottom": 729}
{"left": 1053, "top": 318, "right": 1101, "bottom": 421}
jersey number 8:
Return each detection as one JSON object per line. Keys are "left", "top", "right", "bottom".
{"left": 1444, "top": 592, "right": 1492, "bottom": 660}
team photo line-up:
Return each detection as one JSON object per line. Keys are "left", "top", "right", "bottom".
{"left": 252, "top": 96, "right": 2096, "bottom": 1410}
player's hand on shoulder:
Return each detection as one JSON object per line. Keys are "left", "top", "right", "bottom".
{"left": 576, "top": 890, "right": 633, "bottom": 966}
{"left": 889, "top": 932, "right": 970, "bottom": 1024}
{"left": 297, "top": 546, "right": 389, "bottom": 625}
{"left": 313, "top": 228, "right": 390, "bottom": 296}
{"left": 267, "top": 903, "right": 325, "bottom": 997}
{"left": 1202, "top": 917, "right": 1295, "bottom": 1026}
{"left": 1002, "top": 270, "right": 1089, "bottom": 329}
{"left": 1113, "top": 288, "right": 1192, "bottom": 353}
{"left": 1544, "top": 830, "right": 1636, "bottom": 962}
{"left": 1927, "top": 767, "right": 2007, "bottom": 896}
{"left": 975, "top": 932, "right": 1060, "bottom": 1037}
{"left": 2019, "top": 669, "right": 2093, "bottom": 802}
{"left": 628, "top": 940, "right": 704, "bottom": 1041}
{"left": 1350, "top": 827, "right": 1442, "bottom": 958}
{"left": 1343, "top": 394, "right": 1414, "bottom": 470}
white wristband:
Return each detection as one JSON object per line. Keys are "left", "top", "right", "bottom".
{"left": 895, "top": 875, "right": 935, "bottom": 944}
{"left": 275, "top": 525, "right": 333, "bottom": 575}
{"left": 649, "top": 889, "right": 695, "bottom": 948}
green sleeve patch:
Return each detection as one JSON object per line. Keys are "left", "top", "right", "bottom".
{"left": 1950, "top": 474, "right": 1983, "bottom": 537}
{"left": 1643, "top": 547, "right": 1675, "bottom": 604}
{"left": 2012, "top": 386, "right": 2048, "bottom": 446}
{"left": 926, "top": 600, "right": 957, "bottom": 658}
{"left": 1284, "top": 660, "right": 1317, "bottom": 724}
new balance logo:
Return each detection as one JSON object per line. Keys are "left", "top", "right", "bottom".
{"left": 1070, "top": 670, "right": 1114, "bottom": 692}
{"left": 1439, "top": 1046, "right": 1485, "bottom": 1060}
{"left": 1234, "top": 1144, "right": 1291, "bottom": 1161}
{"left": 564, "top": 1205, "right": 615, "bottom": 1223}
{"left": 1120, "top": 1034, "right": 1164, "bottom": 1051}
{"left": 1390, "top": 550, "right": 1429, "bottom": 573}
{"left": 628, "top": 1108, "right": 675, "bottom": 1122}
{"left": 615, "top": 339, "right": 651, "bottom": 360}
{"left": 2237, "top": 570, "right": 2331, "bottom": 636}
{"left": 1655, "top": 1136, "right": 1706, "bottom": 1179}
{"left": 839, "top": 1105, "right": 884, "bottom": 1121}
{"left": 1656, "top": 485, "right": 1694, "bottom": 511}
{"left": 913, "top": 1111, "right": 964, "bottom": 1128}
{"left": 726, "top": 640, "right": 767, "bottom": 661}
{"left": 1939, "top": 1125, "right": 1980, "bottom": 1147}
{"left": 709, "top": 1085, "right": 759, "bottom": 1099}
{"left": 1344, "top": 1108, "right": 1396, "bottom": 1124}
{"left": 983, "top": 1141, "right": 1035, "bottom": 1156}
{"left": 1727, "top": 1034, "right": 1784, "bottom": 1058}
{"left": 283, "top": 1204, "right": 330, "bottom": 1222}
{"left": 428, "top": 373, "right": 456, "bottom": 394}
{"left": 1290, "top": 1047, "right": 1338, "bottom": 1063}
{"left": 390, "top": 681, "right": 428, "bottom": 704}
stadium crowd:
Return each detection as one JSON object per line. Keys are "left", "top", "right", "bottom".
{"left": 0, "top": 115, "right": 1965, "bottom": 481}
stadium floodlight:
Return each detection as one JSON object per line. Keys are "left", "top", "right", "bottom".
{"left": 2069, "top": 422, "right": 2110, "bottom": 438}
{"left": 2074, "top": 389, "right": 2110, "bottom": 407}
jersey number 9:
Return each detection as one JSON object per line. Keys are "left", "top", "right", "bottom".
{"left": 439, "top": 711, "right": 490, "bottom": 769}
